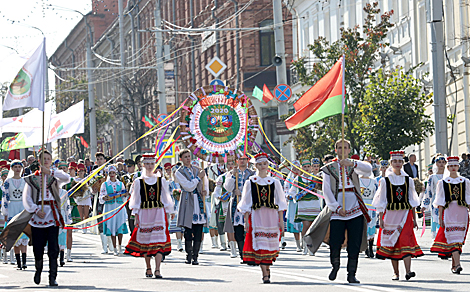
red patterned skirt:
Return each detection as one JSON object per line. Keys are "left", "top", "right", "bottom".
{"left": 376, "top": 209, "right": 424, "bottom": 260}
{"left": 430, "top": 207, "right": 469, "bottom": 259}
{"left": 242, "top": 214, "right": 280, "bottom": 266}
{"left": 125, "top": 208, "right": 171, "bottom": 257}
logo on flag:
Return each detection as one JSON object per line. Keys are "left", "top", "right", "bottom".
{"left": 9, "top": 68, "right": 32, "bottom": 99}
{"left": 50, "top": 120, "right": 63, "bottom": 137}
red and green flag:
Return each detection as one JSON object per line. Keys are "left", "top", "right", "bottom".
{"left": 285, "top": 56, "right": 345, "bottom": 130}
{"left": 252, "top": 84, "right": 274, "bottom": 104}
{"left": 142, "top": 115, "right": 156, "bottom": 128}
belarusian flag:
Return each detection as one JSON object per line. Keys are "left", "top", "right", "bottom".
{"left": 285, "top": 56, "right": 345, "bottom": 130}
{"left": 252, "top": 85, "right": 274, "bottom": 104}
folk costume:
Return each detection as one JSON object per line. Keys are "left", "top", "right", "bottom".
{"left": 58, "top": 189, "right": 72, "bottom": 267}
{"left": 224, "top": 163, "right": 255, "bottom": 259}
{"left": 304, "top": 156, "right": 372, "bottom": 283}
{"left": 283, "top": 160, "right": 302, "bottom": 252}
{"left": 63, "top": 162, "right": 80, "bottom": 224}
{"left": 22, "top": 167, "right": 70, "bottom": 286}
{"left": 373, "top": 151, "right": 423, "bottom": 262}
{"left": 421, "top": 156, "right": 446, "bottom": 238}
{"left": 289, "top": 160, "right": 321, "bottom": 223}
{"left": 213, "top": 169, "right": 231, "bottom": 251}
{"left": 431, "top": 157, "right": 470, "bottom": 265}
{"left": 125, "top": 168, "right": 174, "bottom": 258}
{"left": 175, "top": 162, "right": 208, "bottom": 265}
{"left": 99, "top": 165, "right": 128, "bottom": 255}
{"left": 238, "top": 153, "right": 287, "bottom": 267}
{"left": 167, "top": 172, "right": 183, "bottom": 251}
{"left": 360, "top": 174, "right": 378, "bottom": 258}
{"left": 1, "top": 161, "right": 29, "bottom": 270}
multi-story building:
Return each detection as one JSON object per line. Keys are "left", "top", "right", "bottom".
{"left": 288, "top": 0, "right": 470, "bottom": 177}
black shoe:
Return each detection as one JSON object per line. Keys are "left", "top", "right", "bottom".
{"left": 154, "top": 269, "right": 163, "bottom": 279}
{"left": 347, "top": 274, "right": 360, "bottom": 284}
{"left": 34, "top": 271, "right": 41, "bottom": 285}
{"left": 329, "top": 265, "right": 340, "bottom": 281}
{"left": 185, "top": 254, "right": 192, "bottom": 264}
{"left": 365, "top": 249, "right": 371, "bottom": 258}
{"left": 263, "top": 276, "right": 270, "bottom": 284}
{"left": 49, "top": 279, "right": 58, "bottom": 286}
{"left": 192, "top": 259, "right": 199, "bottom": 265}
{"left": 405, "top": 271, "right": 416, "bottom": 280}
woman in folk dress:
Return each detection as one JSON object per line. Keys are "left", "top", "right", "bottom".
{"left": 373, "top": 151, "right": 423, "bottom": 281}
{"left": 430, "top": 156, "right": 470, "bottom": 274}
{"left": 125, "top": 153, "right": 175, "bottom": 278}
{"left": 99, "top": 165, "right": 128, "bottom": 256}
{"left": 1, "top": 160, "right": 29, "bottom": 270}
{"left": 284, "top": 160, "right": 302, "bottom": 252}
{"left": 75, "top": 163, "right": 92, "bottom": 234}
{"left": 238, "top": 153, "right": 287, "bottom": 284}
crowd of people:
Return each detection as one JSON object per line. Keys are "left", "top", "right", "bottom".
{"left": 0, "top": 140, "right": 469, "bottom": 287}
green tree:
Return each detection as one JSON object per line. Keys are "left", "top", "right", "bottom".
{"left": 358, "top": 68, "right": 434, "bottom": 158}
{"left": 289, "top": 2, "right": 394, "bottom": 160}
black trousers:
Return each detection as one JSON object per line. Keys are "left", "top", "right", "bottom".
{"left": 184, "top": 224, "right": 203, "bottom": 260}
{"left": 329, "top": 215, "right": 364, "bottom": 263}
{"left": 31, "top": 226, "right": 59, "bottom": 280}
{"left": 234, "top": 225, "right": 245, "bottom": 258}
{"left": 125, "top": 203, "right": 135, "bottom": 233}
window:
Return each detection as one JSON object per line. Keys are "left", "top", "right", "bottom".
{"left": 259, "top": 19, "right": 275, "bottom": 66}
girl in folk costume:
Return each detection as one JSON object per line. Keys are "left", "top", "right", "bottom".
{"left": 238, "top": 153, "right": 287, "bottom": 284}
{"left": 284, "top": 160, "right": 303, "bottom": 252}
{"left": 1, "top": 160, "right": 29, "bottom": 270}
{"left": 213, "top": 161, "right": 236, "bottom": 252}
{"left": 430, "top": 156, "right": 470, "bottom": 274}
{"left": 63, "top": 162, "right": 79, "bottom": 263}
{"left": 58, "top": 188, "right": 72, "bottom": 267}
{"left": 288, "top": 159, "right": 321, "bottom": 256}
{"left": 75, "top": 163, "right": 92, "bottom": 234}
{"left": 360, "top": 169, "right": 378, "bottom": 258}
{"left": 373, "top": 151, "right": 423, "bottom": 281}
{"left": 376, "top": 160, "right": 389, "bottom": 183}
{"left": 125, "top": 153, "right": 175, "bottom": 278}
{"left": 421, "top": 156, "right": 447, "bottom": 239}
{"left": 164, "top": 163, "right": 184, "bottom": 252}
{"left": 99, "top": 165, "right": 128, "bottom": 256}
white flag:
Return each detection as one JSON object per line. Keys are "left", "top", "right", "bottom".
{"left": 0, "top": 101, "right": 53, "bottom": 133}
{"left": 23, "top": 101, "right": 84, "bottom": 145}
{"left": 3, "top": 38, "right": 46, "bottom": 112}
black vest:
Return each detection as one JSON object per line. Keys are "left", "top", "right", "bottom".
{"left": 443, "top": 181, "right": 467, "bottom": 209}
{"left": 385, "top": 177, "right": 412, "bottom": 211}
{"left": 140, "top": 177, "right": 164, "bottom": 209}
{"left": 251, "top": 181, "right": 278, "bottom": 211}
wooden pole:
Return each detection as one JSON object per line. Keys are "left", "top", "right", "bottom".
{"left": 41, "top": 111, "right": 45, "bottom": 212}
{"left": 341, "top": 114, "right": 346, "bottom": 209}
{"left": 200, "top": 160, "right": 206, "bottom": 214}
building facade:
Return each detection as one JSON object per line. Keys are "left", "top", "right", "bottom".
{"left": 288, "top": 0, "right": 470, "bottom": 177}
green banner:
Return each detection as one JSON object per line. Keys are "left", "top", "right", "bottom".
{"left": 0, "top": 133, "right": 32, "bottom": 152}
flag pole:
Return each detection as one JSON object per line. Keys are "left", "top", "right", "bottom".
{"left": 41, "top": 110, "right": 45, "bottom": 212}
{"left": 341, "top": 55, "right": 346, "bottom": 209}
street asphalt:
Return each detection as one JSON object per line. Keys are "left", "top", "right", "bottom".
{"left": 1, "top": 224, "right": 470, "bottom": 292}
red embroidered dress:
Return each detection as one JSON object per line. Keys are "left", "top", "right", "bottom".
{"left": 373, "top": 171, "right": 424, "bottom": 260}
{"left": 238, "top": 176, "right": 287, "bottom": 266}
{"left": 125, "top": 174, "right": 175, "bottom": 257}
{"left": 431, "top": 176, "right": 470, "bottom": 259}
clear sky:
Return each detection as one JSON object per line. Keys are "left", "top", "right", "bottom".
{"left": 0, "top": 0, "right": 91, "bottom": 84}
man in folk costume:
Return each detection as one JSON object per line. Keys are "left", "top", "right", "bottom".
{"left": 430, "top": 156, "right": 470, "bottom": 274}
{"left": 304, "top": 139, "right": 372, "bottom": 284}
{"left": 190, "top": 159, "right": 210, "bottom": 254}
{"left": 224, "top": 154, "right": 255, "bottom": 260}
{"left": 421, "top": 156, "right": 447, "bottom": 238}
{"left": 174, "top": 149, "right": 207, "bottom": 265}
{"left": 213, "top": 160, "right": 236, "bottom": 252}
{"left": 373, "top": 151, "right": 423, "bottom": 281}
{"left": 125, "top": 153, "right": 175, "bottom": 278}
{"left": 238, "top": 153, "right": 287, "bottom": 283}
{"left": 0, "top": 150, "right": 71, "bottom": 286}
{"left": 289, "top": 158, "right": 322, "bottom": 256}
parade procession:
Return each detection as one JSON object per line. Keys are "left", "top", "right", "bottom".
{"left": 1, "top": 0, "right": 470, "bottom": 291}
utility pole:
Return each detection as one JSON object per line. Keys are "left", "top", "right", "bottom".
{"left": 155, "top": 1, "right": 167, "bottom": 115}
{"left": 85, "top": 16, "right": 97, "bottom": 159}
{"left": 272, "top": 0, "right": 292, "bottom": 161}
{"left": 119, "top": 0, "right": 130, "bottom": 158}
{"left": 427, "top": 0, "right": 448, "bottom": 155}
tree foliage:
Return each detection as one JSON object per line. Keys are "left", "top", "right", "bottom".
{"left": 289, "top": 2, "right": 394, "bottom": 160}
{"left": 358, "top": 68, "right": 434, "bottom": 158}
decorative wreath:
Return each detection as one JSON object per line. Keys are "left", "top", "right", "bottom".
{"left": 179, "top": 85, "right": 258, "bottom": 163}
